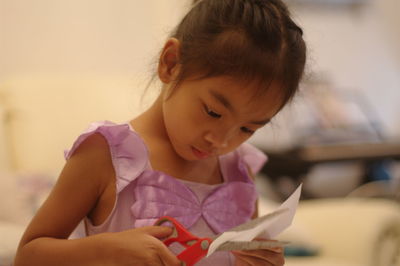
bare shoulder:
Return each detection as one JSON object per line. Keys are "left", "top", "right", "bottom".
{"left": 65, "top": 132, "right": 115, "bottom": 191}
{"left": 72, "top": 132, "right": 112, "bottom": 162}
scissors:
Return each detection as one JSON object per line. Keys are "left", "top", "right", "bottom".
{"left": 154, "top": 208, "right": 289, "bottom": 266}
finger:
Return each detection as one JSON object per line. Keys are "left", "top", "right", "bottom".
{"left": 234, "top": 255, "right": 252, "bottom": 266}
{"left": 155, "top": 240, "right": 182, "bottom": 266}
{"left": 238, "top": 246, "right": 283, "bottom": 254}
{"left": 136, "top": 226, "right": 181, "bottom": 266}
{"left": 137, "top": 225, "right": 174, "bottom": 239}
{"left": 233, "top": 250, "right": 284, "bottom": 266}
{"left": 264, "top": 247, "right": 284, "bottom": 254}
{"left": 233, "top": 252, "right": 273, "bottom": 266}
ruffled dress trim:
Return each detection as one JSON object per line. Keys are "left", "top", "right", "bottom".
{"left": 64, "top": 120, "right": 149, "bottom": 193}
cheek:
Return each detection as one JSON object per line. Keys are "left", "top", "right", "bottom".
{"left": 163, "top": 103, "right": 184, "bottom": 140}
{"left": 163, "top": 101, "right": 205, "bottom": 138}
{"left": 220, "top": 134, "right": 251, "bottom": 155}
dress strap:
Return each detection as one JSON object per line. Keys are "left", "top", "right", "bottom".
{"left": 238, "top": 143, "right": 268, "bottom": 174}
{"left": 219, "top": 143, "right": 267, "bottom": 182}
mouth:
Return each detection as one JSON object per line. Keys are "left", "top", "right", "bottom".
{"left": 191, "top": 146, "right": 213, "bottom": 159}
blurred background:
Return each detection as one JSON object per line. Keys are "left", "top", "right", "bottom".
{"left": 0, "top": 0, "right": 399, "bottom": 265}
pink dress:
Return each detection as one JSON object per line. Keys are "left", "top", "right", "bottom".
{"left": 67, "top": 121, "right": 267, "bottom": 265}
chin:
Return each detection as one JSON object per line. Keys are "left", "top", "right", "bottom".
{"left": 170, "top": 143, "right": 196, "bottom": 161}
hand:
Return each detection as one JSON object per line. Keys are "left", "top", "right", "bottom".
{"left": 233, "top": 240, "right": 285, "bottom": 266}
{"left": 95, "top": 226, "right": 182, "bottom": 266}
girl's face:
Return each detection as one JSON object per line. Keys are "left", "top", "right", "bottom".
{"left": 162, "top": 76, "right": 283, "bottom": 161}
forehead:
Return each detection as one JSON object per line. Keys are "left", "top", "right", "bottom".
{"left": 198, "top": 76, "right": 284, "bottom": 117}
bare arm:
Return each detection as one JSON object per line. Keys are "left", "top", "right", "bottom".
{"left": 14, "top": 134, "right": 181, "bottom": 266}
{"left": 14, "top": 134, "right": 115, "bottom": 265}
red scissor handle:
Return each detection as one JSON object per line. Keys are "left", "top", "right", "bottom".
{"left": 155, "top": 216, "right": 213, "bottom": 266}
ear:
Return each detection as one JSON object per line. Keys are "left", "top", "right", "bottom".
{"left": 158, "top": 38, "right": 181, "bottom": 84}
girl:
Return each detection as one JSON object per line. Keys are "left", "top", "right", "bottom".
{"left": 14, "top": 0, "right": 306, "bottom": 265}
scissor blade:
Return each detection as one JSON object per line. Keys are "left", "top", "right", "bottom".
{"left": 216, "top": 240, "right": 289, "bottom": 251}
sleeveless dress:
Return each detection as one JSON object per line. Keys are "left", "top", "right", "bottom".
{"left": 66, "top": 121, "right": 267, "bottom": 265}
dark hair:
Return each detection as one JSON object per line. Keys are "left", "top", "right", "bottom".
{"left": 169, "top": 0, "right": 306, "bottom": 110}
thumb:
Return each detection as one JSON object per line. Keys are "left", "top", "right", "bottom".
{"left": 137, "top": 225, "right": 174, "bottom": 239}
{"left": 137, "top": 226, "right": 182, "bottom": 265}
{"left": 157, "top": 240, "right": 183, "bottom": 266}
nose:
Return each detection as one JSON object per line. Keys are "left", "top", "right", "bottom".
{"left": 204, "top": 129, "right": 232, "bottom": 149}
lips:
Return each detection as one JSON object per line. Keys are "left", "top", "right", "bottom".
{"left": 191, "top": 146, "right": 213, "bottom": 159}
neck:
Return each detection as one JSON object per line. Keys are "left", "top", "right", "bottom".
{"left": 130, "top": 94, "right": 188, "bottom": 169}
{"left": 131, "top": 95, "right": 167, "bottom": 141}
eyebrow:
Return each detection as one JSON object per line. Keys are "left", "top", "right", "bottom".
{"left": 250, "top": 119, "right": 271, "bottom": 125}
{"left": 209, "top": 90, "right": 234, "bottom": 112}
{"left": 209, "top": 90, "right": 271, "bottom": 126}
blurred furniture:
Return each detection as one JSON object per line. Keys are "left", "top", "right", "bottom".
{"left": 259, "top": 196, "right": 400, "bottom": 266}
{"left": 0, "top": 221, "right": 25, "bottom": 266}
{"left": 261, "top": 141, "right": 400, "bottom": 199}
{"left": 0, "top": 172, "right": 54, "bottom": 266}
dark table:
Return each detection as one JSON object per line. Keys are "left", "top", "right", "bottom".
{"left": 260, "top": 141, "right": 400, "bottom": 199}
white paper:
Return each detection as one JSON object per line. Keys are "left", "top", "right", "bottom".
{"left": 207, "top": 184, "right": 302, "bottom": 256}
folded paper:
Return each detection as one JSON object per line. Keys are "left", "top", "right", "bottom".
{"left": 207, "top": 184, "right": 302, "bottom": 256}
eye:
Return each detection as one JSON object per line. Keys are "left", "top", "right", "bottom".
{"left": 204, "top": 105, "right": 222, "bottom": 118}
{"left": 240, "top": 127, "right": 255, "bottom": 134}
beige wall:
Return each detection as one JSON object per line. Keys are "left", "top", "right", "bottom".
{"left": 1, "top": 75, "right": 159, "bottom": 174}
{"left": 0, "top": 0, "right": 187, "bottom": 77}
{"left": 0, "top": 0, "right": 187, "bottom": 174}
{"left": 1, "top": 0, "right": 399, "bottom": 174}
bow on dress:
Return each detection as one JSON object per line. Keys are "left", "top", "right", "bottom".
{"left": 131, "top": 170, "right": 257, "bottom": 234}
